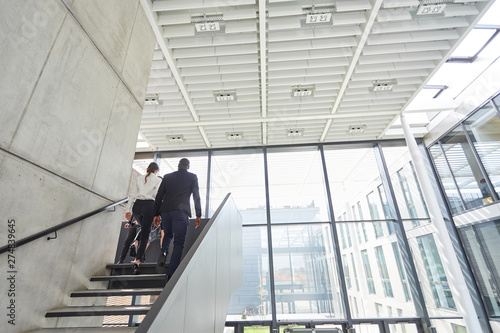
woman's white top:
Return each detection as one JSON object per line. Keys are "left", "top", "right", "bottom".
{"left": 126, "top": 173, "right": 162, "bottom": 213}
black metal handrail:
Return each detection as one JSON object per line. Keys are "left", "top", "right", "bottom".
{"left": 0, "top": 198, "right": 128, "bottom": 255}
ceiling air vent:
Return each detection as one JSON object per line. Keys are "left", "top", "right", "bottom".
{"left": 348, "top": 125, "right": 366, "bottom": 134}
{"left": 226, "top": 132, "right": 243, "bottom": 140}
{"left": 214, "top": 90, "right": 236, "bottom": 102}
{"left": 372, "top": 80, "right": 396, "bottom": 92}
{"left": 144, "top": 94, "right": 160, "bottom": 105}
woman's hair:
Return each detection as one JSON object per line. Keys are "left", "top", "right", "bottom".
{"left": 145, "top": 162, "right": 159, "bottom": 183}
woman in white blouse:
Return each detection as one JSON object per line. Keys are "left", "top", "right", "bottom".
{"left": 125, "top": 162, "right": 162, "bottom": 274}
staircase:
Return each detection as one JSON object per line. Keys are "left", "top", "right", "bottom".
{"left": 26, "top": 195, "right": 240, "bottom": 333}
{"left": 29, "top": 263, "right": 166, "bottom": 332}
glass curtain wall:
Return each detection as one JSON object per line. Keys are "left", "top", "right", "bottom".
{"left": 143, "top": 139, "right": 478, "bottom": 332}
{"left": 459, "top": 220, "right": 500, "bottom": 318}
{"left": 429, "top": 95, "right": 500, "bottom": 214}
{"left": 266, "top": 147, "right": 341, "bottom": 321}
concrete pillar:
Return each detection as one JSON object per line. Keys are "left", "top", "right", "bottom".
{"left": 0, "top": 0, "right": 156, "bottom": 331}
{"left": 400, "top": 114, "right": 483, "bottom": 332}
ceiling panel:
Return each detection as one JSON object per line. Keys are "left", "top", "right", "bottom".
{"left": 135, "top": 0, "right": 497, "bottom": 152}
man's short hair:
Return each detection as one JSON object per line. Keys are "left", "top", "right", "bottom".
{"left": 178, "top": 158, "right": 190, "bottom": 169}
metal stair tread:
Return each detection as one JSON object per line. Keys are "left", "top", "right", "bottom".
{"left": 90, "top": 274, "right": 165, "bottom": 281}
{"left": 27, "top": 328, "right": 137, "bottom": 332}
{"left": 45, "top": 305, "right": 151, "bottom": 317}
{"left": 71, "top": 288, "right": 163, "bottom": 297}
{"left": 106, "top": 263, "right": 158, "bottom": 269}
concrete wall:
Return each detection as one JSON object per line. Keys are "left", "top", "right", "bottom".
{"left": 0, "top": 0, "right": 156, "bottom": 331}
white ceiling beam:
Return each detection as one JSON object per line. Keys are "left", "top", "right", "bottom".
{"left": 152, "top": 0, "right": 254, "bottom": 11}
{"left": 141, "top": 110, "right": 400, "bottom": 129}
{"left": 259, "top": 0, "right": 268, "bottom": 146}
{"left": 320, "top": 0, "right": 384, "bottom": 142}
{"left": 140, "top": 0, "right": 211, "bottom": 148}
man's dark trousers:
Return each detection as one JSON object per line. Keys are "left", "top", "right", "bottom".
{"left": 160, "top": 210, "right": 189, "bottom": 277}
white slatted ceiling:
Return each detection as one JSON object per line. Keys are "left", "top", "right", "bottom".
{"left": 135, "top": 0, "right": 495, "bottom": 152}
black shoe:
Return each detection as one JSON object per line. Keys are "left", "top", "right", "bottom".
{"left": 156, "top": 252, "right": 167, "bottom": 274}
{"left": 133, "top": 263, "right": 140, "bottom": 275}
{"left": 165, "top": 274, "right": 171, "bottom": 285}
{"left": 116, "top": 260, "right": 123, "bottom": 264}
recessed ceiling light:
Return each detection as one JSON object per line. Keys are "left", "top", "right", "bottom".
{"left": 168, "top": 135, "right": 184, "bottom": 143}
{"left": 214, "top": 90, "right": 236, "bottom": 102}
{"left": 226, "top": 132, "right": 243, "bottom": 140}
{"left": 306, "top": 13, "right": 332, "bottom": 24}
{"left": 287, "top": 129, "right": 304, "bottom": 136}
{"left": 292, "top": 85, "right": 314, "bottom": 97}
{"left": 195, "top": 22, "right": 220, "bottom": 32}
{"left": 417, "top": 4, "right": 446, "bottom": 15}
{"left": 348, "top": 125, "right": 366, "bottom": 133}
{"left": 372, "top": 80, "right": 396, "bottom": 92}
{"left": 144, "top": 94, "right": 160, "bottom": 105}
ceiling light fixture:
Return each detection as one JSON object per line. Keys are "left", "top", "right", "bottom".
{"left": 292, "top": 85, "right": 314, "bottom": 97}
{"left": 372, "top": 80, "right": 396, "bottom": 92}
{"left": 168, "top": 135, "right": 184, "bottom": 143}
{"left": 348, "top": 125, "right": 366, "bottom": 133}
{"left": 287, "top": 129, "right": 304, "bottom": 136}
{"left": 195, "top": 21, "right": 220, "bottom": 32}
{"left": 214, "top": 90, "right": 236, "bottom": 102}
{"left": 226, "top": 132, "right": 243, "bottom": 140}
{"left": 144, "top": 94, "right": 160, "bottom": 105}
{"left": 417, "top": 4, "right": 446, "bottom": 15}
{"left": 306, "top": 13, "right": 332, "bottom": 24}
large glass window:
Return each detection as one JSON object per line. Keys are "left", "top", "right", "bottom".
{"left": 361, "top": 250, "right": 376, "bottom": 295}
{"left": 375, "top": 246, "right": 394, "bottom": 298}
{"left": 459, "top": 220, "right": 500, "bottom": 318}
{"left": 416, "top": 234, "right": 456, "bottom": 310}
{"left": 429, "top": 143, "right": 465, "bottom": 214}
{"left": 323, "top": 146, "right": 386, "bottom": 225}
{"left": 271, "top": 224, "right": 342, "bottom": 320}
{"left": 463, "top": 102, "right": 500, "bottom": 203}
{"left": 210, "top": 150, "right": 266, "bottom": 224}
{"left": 342, "top": 254, "right": 352, "bottom": 290}
{"left": 160, "top": 154, "right": 209, "bottom": 218}
{"left": 267, "top": 148, "right": 329, "bottom": 223}
{"left": 383, "top": 146, "right": 430, "bottom": 225}
{"left": 350, "top": 252, "right": 360, "bottom": 292}
{"left": 392, "top": 242, "right": 412, "bottom": 302}
{"left": 367, "top": 191, "right": 384, "bottom": 238}
{"left": 227, "top": 226, "right": 271, "bottom": 321}
{"left": 433, "top": 128, "right": 489, "bottom": 211}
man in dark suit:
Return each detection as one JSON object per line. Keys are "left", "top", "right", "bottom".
{"left": 153, "top": 158, "right": 202, "bottom": 281}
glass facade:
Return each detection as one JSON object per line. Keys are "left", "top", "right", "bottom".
{"left": 429, "top": 96, "right": 500, "bottom": 214}
{"left": 416, "top": 234, "right": 456, "bottom": 310}
{"left": 459, "top": 220, "right": 500, "bottom": 318}
{"left": 135, "top": 93, "right": 500, "bottom": 331}
{"left": 271, "top": 224, "right": 341, "bottom": 320}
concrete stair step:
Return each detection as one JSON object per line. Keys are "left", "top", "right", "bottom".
{"left": 27, "top": 328, "right": 137, "bottom": 333}
{"left": 46, "top": 305, "right": 151, "bottom": 317}
{"left": 71, "top": 288, "right": 162, "bottom": 297}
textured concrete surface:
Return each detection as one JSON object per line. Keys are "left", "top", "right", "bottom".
{"left": 0, "top": 0, "right": 68, "bottom": 149}
{"left": 0, "top": 0, "right": 156, "bottom": 331}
